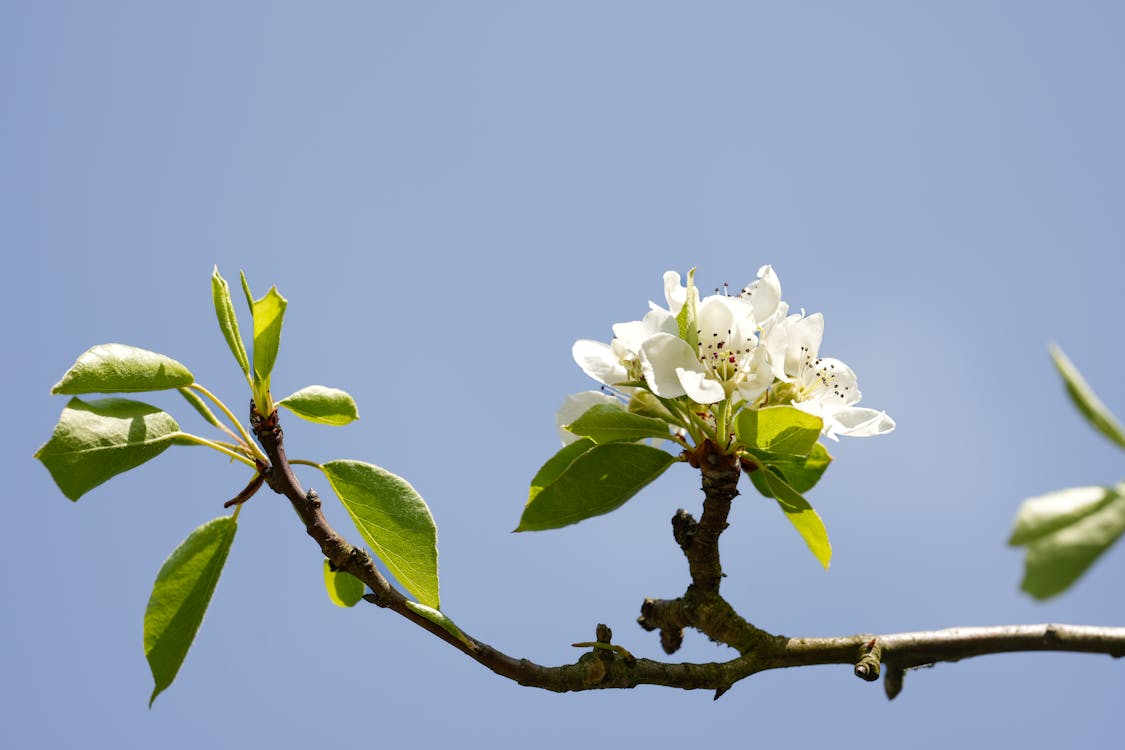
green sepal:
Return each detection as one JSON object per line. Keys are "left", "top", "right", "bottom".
{"left": 735, "top": 406, "right": 823, "bottom": 456}
{"left": 404, "top": 600, "right": 476, "bottom": 651}
{"left": 321, "top": 460, "right": 440, "bottom": 609}
{"left": 744, "top": 442, "right": 833, "bottom": 496}
{"left": 323, "top": 559, "right": 365, "bottom": 607}
{"left": 517, "top": 443, "right": 677, "bottom": 531}
{"left": 278, "top": 386, "right": 359, "bottom": 426}
{"left": 211, "top": 266, "right": 251, "bottom": 377}
{"left": 1009, "top": 483, "right": 1125, "bottom": 599}
{"left": 565, "top": 403, "right": 671, "bottom": 444}
{"left": 144, "top": 515, "right": 238, "bottom": 706}
{"left": 762, "top": 467, "right": 832, "bottom": 570}
{"left": 35, "top": 397, "right": 181, "bottom": 500}
{"left": 51, "top": 344, "right": 193, "bottom": 395}
{"left": 1050, "top": 345, "right": 1125, "bottom": 451}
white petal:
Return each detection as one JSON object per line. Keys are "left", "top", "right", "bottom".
{"left": 556, "top": 390, "right": 620, "bottom": 444}
{"left": 735, "top": 347, "right": 773, "bottom": 403}
{"left": 676, "top": 367, "right": 726, "bottom": 404}
{"left": 785, "top": 312, "right": 825, "bottom": 378}
{"left": 572, "top": 339, "right": 627, "bottom": 385}
{"left": 741, "top": 265, "right": 782, "bottom": 323}
{"left": 800, "top": 356, "right": 861, "bottom": 407}
{"left": 663, "top": 270, "right": 686, "bottom": 315}
{"left": 640, "top": 333, "right": 702, "bottom": 398}
{"left": 825, "top": 407, "right": 896, "bottom": 438}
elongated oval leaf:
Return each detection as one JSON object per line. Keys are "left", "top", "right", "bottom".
{"left": 1050, "top": 345, "right": 1125, "bottom": 451}
{"left": 565, "top": 403, "right": 671, "bottom": 444}
{"left": 323, "top": 559, "right": 365, "bottom": 607}
{"left": 321, "top": 460, "right": 440, "bottom": 609}
{"left": 530, "top": 438, "right": 596, "bottom": 502}
{"left": 1010, "top": 483, "right": 1125, "bottom": 599}
{"left": 212, "top": 266, "right": 250, "bottom": 377}
{"left": 405, "top": 600, "right": 476, "bottom": 651}
{"left": 762, "top": 467, "right": 832, "bottom": 569}
{"left": 517, "top": 443, "right": 677, "bottom": 531}
{"left": 736, "top": 406, "right": 823, "bottom": 456}
{"left": 240, "top": 272, "right": 287, "bottom": 384}
{"left": 35, "top": 397, "right": 181, "bottom": 500}
{"left": 178, "top": 387, "right": 223, "bottom": 429}
{"left": 278, "top": 386, "right": 359, "bottom": 426}
{"left": 145, "top": 516, "right": 237, "bottom": 706}
{"left": 51, "top": 344, "right": 193, "bottom": 395}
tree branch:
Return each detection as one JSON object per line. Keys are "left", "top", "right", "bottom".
{"left": 249, "top": 406, "right": 1125, "bottom": 700}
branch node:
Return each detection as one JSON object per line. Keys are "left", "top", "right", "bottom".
{"left": 854, "top": 638, "right": 883, "bottom": 682}
{"left": 596, "top": 624, "right": 613, "bottom": 644}
{"left": 306, "top": 488, "right": 321, "bottom": 509}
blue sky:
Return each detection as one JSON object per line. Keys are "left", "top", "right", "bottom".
{"left": 5, "top": 3, "right": 1124, "bottom": 747}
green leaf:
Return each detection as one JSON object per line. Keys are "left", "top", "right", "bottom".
{"left": 530, "top": 438, "right": 596, "bottom": 503}
{"left": 565, "top": 403, "right": 671, "bottom": 444}
{"left": 517, "top": 443, "right": 677, "bottom": 531}
{"left": 35, "top": 397, "right": 181, "bottom": 500}
{"left": 51, "top": 344, "right": 193, "bottom": 395}
{"left": 404, "top": 600, "right": 476, "bottom": 651}
{"left": 144, "top": 515, "right": 237, "bottom": 706}
{"left": 278, "top": 386, "right": 360, "bottom": 426}
{"left": 240, "top": 272, "right": 288, "bottom": 385}
{"left": 762, "top": 467, "right": 832, "bottom": 569}
{"left": 1050, "top": 344, "right": 1125, "bottom": 451}
{"left": 1009, "top": 484, "right": 1125, "bottom": 599}
{"left": 745, "top": 443, "right": 834, "bottom": 496}
{"left": 178, "top": 387, "right": 223, "bottom": 429}
{"left": 735, "top": 406, "right": 823, "bottom": 456}
{"left": 323, "top": 559, "right": 365, "bottom": 607}
{"left": 627, "top": 390, "right": 677, "bottom": 422}
{"left": 321, "top": 460, "right": 440, "bottom": 609}
{"left": 211, "top": 266, "right": 250, "bottom": 377}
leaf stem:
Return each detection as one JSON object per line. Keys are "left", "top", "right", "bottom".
{"left": 173, "top": 432, "right": 257, "bottom": 467}
{"left": 189, "top": 383, "right": 269, "bottom": 463}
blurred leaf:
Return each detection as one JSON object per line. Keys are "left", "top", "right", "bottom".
{"left": 211, "top": 266, "right": 250, "bottom": 377}
{"left": 278, "top": 386, "right": 359, "bottom": 426}
{"left": 51, "top": 344, "right": 193, "bottom": 394}
{"left": 517, "top": 443, "right": 676, "bottom": 531}
{"left": 762, "top": 467, "right": 832, "bottom": 569}
{"left": 745, "top": 443, "right": 834, "bottom": 496}
{"left": 1010, "top": 484, "right": 1125, "bottom": 599}
{"left": 735, "top": 406, "right": 822, "bottom": 456}
{"left": 565, "top": 403, "right": 670, "bottom": 444}
{"left": 145, "top": 516, "right": 237, "bottom": 706}
{"left": 35, "top": 397, "right": 181, "bottom": 500}
{"left": 1050, "top": 344, "right": 1125, "bottom": 451}
{"left": 405, "top": 600, "right": 476, "bottom": 651}
{"left": 322, "top": 460, "right": 440, "bottom": 609}
{"left": 323, "top": 559, "right": 365, "bottom": 607}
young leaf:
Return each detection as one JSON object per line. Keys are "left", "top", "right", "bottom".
{"left": 735, "top": 406, "right": 823, "bottom": 457}
{"left": 762, "top": 467, "right": 832, "bottom": 569}
{"left": 404, "top": 600, "right": 476, "bottom": 651}
{"left": 144, "top": 516, "right": 237, "bottom": 706}
{"left": 211, "top": 266, "right": 250, "bottom": 377}
{"left": 51, "top": 344, "right": 193, "bottom": 394}
{"left": 675, "top": 267, "right": 699, "bottom": 353}
{"left": 745, "top": 443, "right": 833, "bottom": 496}
{"left": 323, "top": 560, "right": 365, "bottom": 607}
{"left": 178, "top": 387, "right": 223, "bottom": 429}
{"left": 565, "top": 403, "right": 671, "bottom": 444}
{"left": 35, "top": 397, "right": 181, "bottom": 500}
{"left": 278, "top": 386, "right": 359, "bottom": 426}
{"left": 1009, "top": 484, "right": 1125, "bottom": 599}
{"left": 517, "top": 443, "right": 677, "bottom": 531}
{"left": 1050, "top": 345, "right": 1125, "bottom": 451}
{"left": 240, "top": 272, "right": 288, "bottom": 385}
{"left": 530, "top": 438, "right": 596, "bottom": 503}
{"left": 321, "top": 460, "right": 440, "bottom": 609}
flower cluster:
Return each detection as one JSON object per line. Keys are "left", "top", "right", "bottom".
{"left": 563, "top": 266, "right": 894, "bottom": 445}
